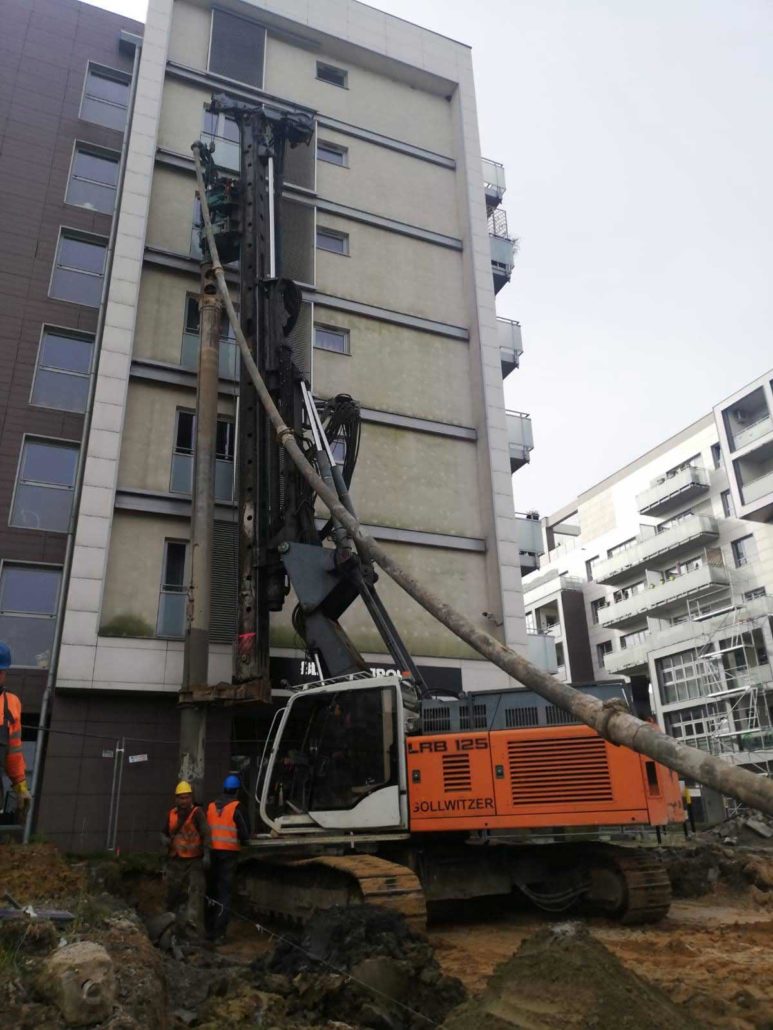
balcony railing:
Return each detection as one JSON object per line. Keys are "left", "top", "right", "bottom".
{"left": 482, "top": 157, "right": 506, "bottom": 207}
{"left": 732, "top": 414, "right": 772, "bottom": 452}
{"left": 498, "top": 318, "right": 523, "bottom": 378}
{"left": 514, "top": 512, "right": 543, "bottom": 556}
{"left": 527, "top": 631, "right": 558, "bottom": 674}
{"left": 635, "top": 466, "right": 710, "bottom": 516}
{"left": 489, "top": 208, "right": 515, "bottom": 293}
{"left": 741, "top": 467, "right": 773, "bottom": 505}
{"left": 605, "top": 643, "right": 650, "bottom": 675}
{"left": 170, "top": 452, "right": 235, "bottom": 503}
{"left": 599, "top": 563, "right": 730, "bottom": 630}
{"left": 506, "top": 410, "right": 533, "bottom": 472}
{"left": 594, "top": 515, "right": 719, "bottom": 585}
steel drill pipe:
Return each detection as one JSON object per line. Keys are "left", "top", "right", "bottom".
{"left": 192, "top": 145, "right": 773, "bottom": 817}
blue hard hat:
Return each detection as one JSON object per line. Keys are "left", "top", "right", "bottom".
{"left": 223, "top": 774, "right": 241, "bottom": 792}
{"left": 0, "top": 643, "right": 11, "bottom": 670}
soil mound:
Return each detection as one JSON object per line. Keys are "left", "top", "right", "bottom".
{"left": 254, "top": 904, "right": 466, "bottom": 1028}
{"left": 442, "top": 922, "right": 701, "bottom": 1030}
{"left": 660, "top": 842, "right": 773, "bottom": 900}
{"left": 0, "top": 842, "right": 86, "bottom": 902}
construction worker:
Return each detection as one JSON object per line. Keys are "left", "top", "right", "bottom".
{"left": 162, "top": 780, "right": 210, "bottom": 938}
{"left": 205, "top": 774, "right": 250, "bottom": 943}
{"left": 0, "top": 643, "right": 30, "bottom": 819}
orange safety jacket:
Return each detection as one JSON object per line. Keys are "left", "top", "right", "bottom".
{"left": 167, "top": 805, "right": 205, "bottom": 859}
{"left": 0, "top": 691, "right": 24, "bottom": 785}
{"left": 206, "top": 799, "right": 240, "bottom": 851}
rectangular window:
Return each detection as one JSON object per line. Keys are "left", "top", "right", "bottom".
{"left": 80, "top": 64, "right": 131, "bottom": 132}
{"left": 596, "top": 640, "right": 613, "bottom": 667}
{"left": 657, "top": 649, "right": 712, "bottom": 706}
{"left": 202, "top": 109, "right": 240, "bottom": 172}
{"left": 711, "top": 443, "right": 722, "bottom": 470}
{"left": 662, "top": 556, "right": 703, "bottom": 580}
{"left": 589, "top": 597, "right": 608, "bottom": 625}
{"left": 612, "top": 581, "right": 645, "bottom": 603}
{"left": 585, "top": 556, "right": 599, "bottom": 581}
{"left": 744, "top": 587, "right": 766, "bottom": 602}
{"left": 50, "top": 231, "right": 107, "bottom": 307}
{"left": 657, "top": 510, "right": 694, "bottom": 532}
{"left": 314, "top": 324, "right": 350, "bottom": 354}
{"left": 66, "top": 145, "right": 119, "bottom": 214}
{"left": 157, "top": 541, "right": 188, "bottom": 638}
{"left": 316, "top": 228, "right": 349, "bottom": 255}
{"left": 664, "top": 454, "right": 700, "bottom": 479}
{"left": 606, "top": 538, "right": 637, "bottom": 558}
{"left": 170, "top": 411, "right": 234, "bottom": 503}
{"left": 0, "top": 564, "right": 62, "bottom": 668}
{"left": 621, "top": 628, "right": 648, "bottom": 650}
{"left": 181, "top": 295, "right": 239, "bottom": 380}
{"left": 11, "top": 439, "right": 79, "bottom": 533}
{"left": 316, "top": 61, "right": 348, "bottom": 88}
{"left": 330, "top": 438, "right": 346, "bottom": 465}
{"left": 732, "top": 534, "right": 758, "bottom": 569}
{"left": 31, "top": 328, "right": 94, "bottom": 413}
{"left": 209, "top": 9, "right": 265, "bottom": 88}
{"left": 317, "top": 140, "right": 348, "bottom": 166}
{"left": 721, "top": 490, "right": 735, "bottom": 518}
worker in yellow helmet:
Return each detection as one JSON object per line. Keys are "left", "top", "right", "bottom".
{"left": 161, "top": 779, "right": 210, "bottom": 938}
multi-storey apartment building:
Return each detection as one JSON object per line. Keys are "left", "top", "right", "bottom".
{"left": 524, "top": 371, "right": 773, "bottom": 789}
{"left": 0, "top": 0, "right": 141, "bottom": 816}
{"left": 27, "top": 0, "right": 533, "bottom": 849}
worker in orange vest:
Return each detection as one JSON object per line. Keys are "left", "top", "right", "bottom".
{"left": 162, "top": 780, "right": 210, "bottom": 938}
{"left": 204, "top": 774, "right": 250, "bottom": 943}
{"left": 0, "top": 644, "right": 30, "bottom": 819}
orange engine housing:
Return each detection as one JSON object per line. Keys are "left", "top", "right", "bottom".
{"left": 407, "top": 723, "right": 684, "bottom": 834}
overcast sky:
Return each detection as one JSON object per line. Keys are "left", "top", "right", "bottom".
{"left": 89, "top": 0, "right": 772, "bottom": 515}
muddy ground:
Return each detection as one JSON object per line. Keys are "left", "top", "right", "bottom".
{"left": 0, "top": 840, "right": 771, "bottom": 1029}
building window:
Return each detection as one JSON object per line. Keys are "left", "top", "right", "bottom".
{"left": 555, "top": 642, "right": 565, "bottom": 668}
{"left": 663, "top": 557, "right": 703, "bottom": 581}
{"left": 0, "top": 564, "right": 62, "bottom": 668}
{"left": 606, "top": 538, "right": 637, "bottom": 558}
{"left": 316, "top": 61, "right": 348, "bottom": 88}
{"left": 612, "top": 581, "right": 645, "bottom": 603}
{"left": 664, "top": 706, "right": 713, "bottom": 752}
{"left": 66, "top": 145, "right": 120, "bottom": 214}
{"left": 596, "top": 640, "right": 613, "bottom": 667}
{"left": 657, "top": 510, "right": 694, "bottom": 532}
{"left": 744, "top": 587, "right": 767, "bottom": 602}
{"left": 182, "top": 295, "right": 239, "bottom": 380}
{"left": 721, "top": 490, "right": 735, "bottom": 518}
{"left": 664, "top": 454, "right": 700, "bottom": 479}
{"left": 589, "top": 597, "right": 608, "bottom": 625}
{"left": 157, "top": 541, "right": 188, "bottom": 638}
{"left": 11, "top": 439, "right": 79, "bottom": 533}
{"left": 314, "top": 324, "right": 350, "bottom": 354}
{"left": 316, "top": 228, "right": 349, "bottom": 255}
{"left": 202, "top": 109, "right": 240, "bottom": 172}
{"left": 621, "top": 628, "right": 648, "bottom": 650}
{"left": 170, "top": 411, "right": 235, "bottom": 503}
{"left": 585, "top": 556, "right": 599, "bottom": 581}
{"left": 80, "top": 64, "right": 131, "bottom": 131}
{"left": 50, "top": 231, "right": 107, "bottom": 307}
{"left": 31, "top": 328, "right": 94, "bottom": 413}
{"left": 731, "top": 534, "right": 758, "bottom": 569}
{"left": 317, "top": 140, "right": 348, "bottom": 166}
{"left": 710, "top": 443, "right": 722, "bottom": 470}
{"left": 330, "top": 438, "right": 346, "bottom": 465}
{"left": 209, "top": 9, "right": 265, "bottom": 88}
{"left": 657, "top": 649, "right": 711, "bottom": 706}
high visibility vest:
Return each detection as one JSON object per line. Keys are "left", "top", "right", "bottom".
{"left": 167, "top": 806, "right": 204, "bottom": 859}
{"left": 207, "top": 800, "right": 240, "bottom": 851}
{"left": 0, "top": 691, "right": 24, "bottom": 785}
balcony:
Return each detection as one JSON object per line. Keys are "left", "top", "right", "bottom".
{"left": 594, "top": 515, "right": 719, "bottom": 586}
{"left": 599, "top": 564, "right": 730, "bottom": 630}
{"left": 636, "top": 466, "right": 710, "bottom": 516}
{"left": 605, "top": 642, "right": 650, "bottom": 675}
{"left": 489, "top": 208, "right": 515, "bottom": 294}
{"left": 516, "top": 512, "right": 542, "bottom": 576}
{"left": 742, "top": 468, "right": 773, "bottom": 505}
{"left": 527, "top": 632, "right": 558, "bottom": 674}
{"left": 506, "top": 410, "right": 534, "bottom": 471}
{"left": 498, "top": 318, "right": 523, "bottom": 378}
{"left": 483, "top": 157, "right": 506, "bottom": 209}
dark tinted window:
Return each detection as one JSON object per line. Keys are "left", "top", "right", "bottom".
{"left": 66, "top": 147, "right": 119, "bottom": 214}
{"left": 317, "top": 141, "right": 347, "bottom": 166}
{"left": 81, "top": 65, "right": 131, "bottom": 131}
{"left": 32, "top": 329, "right": 94, "bottom": 413}
{"left": 316, "top": 62, "right": 347, "bottom": 88}
{"left": 51, "top": 232, "right": 107, "bottom": 307}
{"left": 209, "top": 9, "right": 265, "bottom": 87}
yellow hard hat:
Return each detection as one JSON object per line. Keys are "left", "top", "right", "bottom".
{"left": 175, "top": 780, "right": 193, "bottom": 795}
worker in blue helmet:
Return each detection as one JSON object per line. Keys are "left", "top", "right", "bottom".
{"left": 204, "top": 773, "right": 250, "bottom": 944}
{"left": 0, "top": 643, "right": 30, "bottom": 818}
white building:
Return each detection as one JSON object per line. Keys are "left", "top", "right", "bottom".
{"left": 524, "top": 370, "right": 773, "bottom": 776}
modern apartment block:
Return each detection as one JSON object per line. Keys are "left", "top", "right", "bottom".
{"left": 0, "top": 0, "right": 141, "bottom": 810}
{"left": 523, "top": 370, "right": 773, "bottom": 790}
{"left": 26, "top": 0, "right": 533, "bottom": 849}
